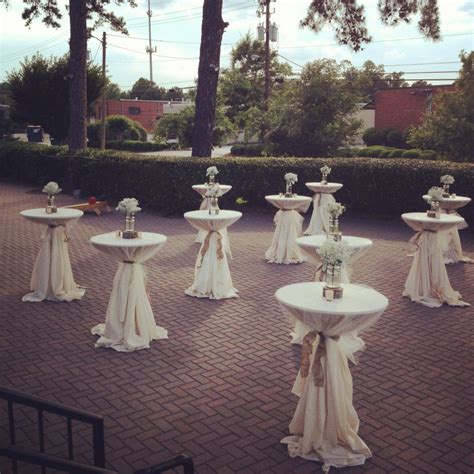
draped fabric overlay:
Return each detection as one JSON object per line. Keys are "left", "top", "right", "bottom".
{"left": 292, "top": 235, "right": 373, "bottom": 345}
{"left": 275, "top": 282, "right": 388, "bottom": 471}
{"left": 265, "top": 195, "right": 312, "bottom": 264}
{"left": 184, "top": 210, "right": 242, "bottom": 300}
{"left": 90, "top": 232, "right": 168, "bottom": 352}
{"left": 192, "top": 185, "right": 232, "bottom": 255}
{"left": 421, "top": 195, "right": 472, "bottom": 264}
{"left": 304, "top": 182, "right": 343, "bottom": 236}
{"left": 20, "top": 208, "right": 85, "bottom": 302}
{"left": 402, "top": 213, "right": 470, "bottom": 308}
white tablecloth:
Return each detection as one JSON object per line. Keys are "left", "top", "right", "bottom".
{"left": 422, "top": 195, "right": 471, "bottom": 263}
{"left": 402, "top": 212, "right": 469, "bottom": 307}
{"left": 192, "top": 184, "right": 233, "bottom": 254}
{"left": 90, "top": 232, "right": 168, "bottom": 352}
{"left": 265, "top": 195, "right": 312, "bottom": 264}
{"left": 276, "top": 282, "right": 388, "bottom": 471}
{"left": 304, "top": 182, "right": 343, "bottom": 236}
{"left": 184, "top": 210, "right": 242, "bottom": 299}
{"left": 20, "top": 208, "right": 85, "bottom": 302}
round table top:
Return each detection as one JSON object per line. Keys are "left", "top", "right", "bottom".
{"left": 21, "top": 207, "right": 83, "bottom": 223}
{"left": 296, "top": 235, "right": 373, "bottom": 252}
{"left": 275, "top": 282, "right": 389, "bottom": 316}
{"left": 402, "top": 212, "right": 464, "bottom": 230}
{"left": 306, "top": 182, "right": 343, "bottom": 194}
{"left": 184, "top": 210, "right": 242, "bottom": 233}
{"left": 192, "top": 184, "right": 232, "bottom": 196}
{"left": 90, "top": 231, "right": 167, "bottom": 249}
{"left": 422, "top": 194, "right": 471, "bottom": 211}
{"left": 265, "top": 194, "right": 312, "bottom": 210}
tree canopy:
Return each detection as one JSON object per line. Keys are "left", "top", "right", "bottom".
{"left": 122, "top": 78, "right": 184, "bottom": 101}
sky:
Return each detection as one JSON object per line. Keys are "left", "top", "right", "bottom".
{"left": 1, "top": 0, "right": 473, "bottom": 92}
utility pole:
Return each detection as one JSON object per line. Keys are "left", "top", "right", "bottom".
{"left": 100, "top": 31, "right": 107, "bottom": 150}
{"left": 146, "top": 0, "right": 157, "bottom": 82}
{"left": 264, "top": 0, "right": 271, "bottom": 107}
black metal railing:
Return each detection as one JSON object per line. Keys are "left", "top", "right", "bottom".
{"left": 0, "top": 386, "right": 106, "bottom": 473}
{"left": 134, "top": 454, "right": 195, "bottom": 474}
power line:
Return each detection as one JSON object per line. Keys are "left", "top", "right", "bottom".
{"left": 108, "top": 32, "right": 232, "bottom": 46}
{"left": 1, "top": 31, "right": 69, "bottom": 61}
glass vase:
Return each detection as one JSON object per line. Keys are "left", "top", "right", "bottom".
{"left": 328, "top": 215, "right": 342, "bottom": 241}
{"left": 427, "top": 200, "right": 440, "bottom": 219}
{"left": 285, "top": 182, "right": 293, "bottom": 197}
{"left": 321, "top": 173, "right": 328, "bottom": 185}
{"left": 46, "top": 194, "right": 57, "bottom": 214}
{"left": 442, "top": 183, "right": 450, "bottom": 197}
{"left": 208, "top": 174, "right": 215, "bottom": 185}
{"left": 323, "top": 262, "right": 343, "bottom": 300}
{"left": 122, "top": 212, "right": 138, "bottom": 239}
{"left": 208, "top": 196, "right": 220, "bottom": 215}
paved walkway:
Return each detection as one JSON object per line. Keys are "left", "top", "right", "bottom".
{"left": 0, "top": 182, "right": 473, "bottom": 473}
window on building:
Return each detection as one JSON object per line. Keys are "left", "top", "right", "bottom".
{"left": 128, "top": 107, "right": 141, "bottom": 115}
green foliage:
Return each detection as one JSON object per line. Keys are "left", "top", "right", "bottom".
{"left": 402, "top": 149, "right": 421, "bottom": 159}
{"left": 386, "top": 129, "right": 406, "bottom": 148}
{"left": 230, "top": 144, "right": 267, "bottom": 157}
{"left": 407, "top": 51, "right": 474, "bottom": 163}
{"left": 362, "top": 127, "right": 407, "bottom": 148}
{"left": 7, "top": 54, "right": 105, "bottom": 142}
{"left": 3, "top": 142, "right": 472, "bottom": 222}
{"left": 122, "top": 77, "right": 184, "bottom": 101}
{"left": 387, "top": 149, "right": 405, "bottom": 158}
{"left": 362, "top": 127, "right": 384, "bottom": 146}
{"left": 266, "top": 59, "right": 361, "bottom": 157}
{"left": 105, "top": 115, "right": 147, "bottom": 142}
{"left": 155, "top": 106, "right": 234, "bottom": 147}
{"left": 105, "top": 141, "right": 168, "bottom": 152}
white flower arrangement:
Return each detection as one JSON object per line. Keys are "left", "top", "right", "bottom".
{"left": 327, "top": 202, "right": 345, "bottom": 217}
{"left": 205, "top": 183, "right": 223, "bottom": 198}
{"left": 206, "top": 166, "right": 219, "bottom": 177}
{"left": 440, "top": 175, "right": 454, "bottom": 185}
{"left": 42, "top": 181, "right": 62, "bottom": 195}
{"left": 320, "top": 165, "right": 331, "bottom": 175}
{"left": 284, "top": 172, "right": 298, "bottom": 184}
{"left": 427, "top": 186, "right": 443, "bottom": 202}
{"left": 116, "top": 197, "right": 142, "bottom": 214}
{"left": 317, "top": 240, "right": 352, "bottom": 270}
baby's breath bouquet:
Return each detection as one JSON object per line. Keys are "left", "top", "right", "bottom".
{"left": 318, "top": 240, "right": 352, "bottom": 299}
{"left": 42, "top": 181, "right": 62, "bottom": 213}
{"left": 440, "top": 175, "right": 454, "bottom": 196}
{"left": 320, "top": 165, "right": 331, "bottom": 184}
{"left": 205, "top": 183, "right": 222, "bottom": 215}
{"left": 426, "top": 187, "right": 443, "bottom": 219}
{"left": 284, "top": 172, "right": 297, "bottom": 196}
{"left": 327, "top": 202, "right": 345, "bottom": 240}
{"left": 327, "top": 202, "right": 345, "bottom": 217}
{"left": 116, "top": 198, "right": 141, "bottom": 238}
{"left": 206, "top": 166, "right": 219, "bottom": 184}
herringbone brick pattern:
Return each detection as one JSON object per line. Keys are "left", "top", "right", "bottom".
{"left": 0, "top": 182, "right": 473, "bottom": 473}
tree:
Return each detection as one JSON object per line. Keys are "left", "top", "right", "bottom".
{"left": 301, "top": 0, "right": 440, "bottom": 51}
{"left": 192, "top": 0, "right": 228, "bottom": 157}
{"left": 7, "top": 54, "right": 105, "bottom": 143}
{"left": 4, "top": 0, "right": 137, "bottom": 153}
{"left": 266, "top": 60, "right": 361, "bottom": 157}
{"left": 411, "top": 80, "right": 431, "bottom": 88}
{"left": 407, "top": 51, "right": 474, "bottom": 162}
{"left": 219, "top": 33, "right": 291, "bottom": 129}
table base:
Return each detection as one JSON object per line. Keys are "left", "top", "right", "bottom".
{"left": 304, "top": 193, "right": 335, "bottom": 236}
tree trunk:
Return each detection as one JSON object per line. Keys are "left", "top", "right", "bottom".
{"left": 191, "top": 0, "right": 228, "bottom": 157}
{"left": 68, "top": 0, "right": 88, "bottom": 153}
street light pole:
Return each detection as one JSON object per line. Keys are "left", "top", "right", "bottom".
{"left": 100, "top": 31, "right": 107, "bottom": 150}
{"left": 264, "top": 0, "right": 270, "bottom": 107}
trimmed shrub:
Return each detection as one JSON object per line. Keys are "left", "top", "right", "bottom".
{"left": 386, "top": 129, "right": 406, "bottom": 148}
{"left": 362, "top": 127, "right": 384, "bottom": 146}
{"left": 402, "top": 149, "right": 421, "bottom": 159}
{"left": 106, "top": 141, "right": 168, "bottom": 152}
{"left": 230, "top": 144, "right": 267, "bottom": 157}
{"left": 1, "top": 141, "right": 473, "bottom": 222}
{"left": 419, "top": 150, "right": 438, "bottom": 161}
{"left": 388, "top": 149, "right": 405, "bottom": 158}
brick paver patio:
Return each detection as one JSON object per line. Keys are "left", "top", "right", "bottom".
{"left": 0, "top": 181, "right": 473, "bottom": 473}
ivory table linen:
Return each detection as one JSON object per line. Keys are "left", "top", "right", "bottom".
{"left": 184, "top": 210, "right": 242, "bottom": 299}
{"left": 402, "top": 212, "right": 469, "bottom": 307}
{"left": 304, "top": 182, "right": 343, "bottom": 236}
{"left": 192, "top": 184, "right": 232, "bottom": 250}
{"left": 276, "top": 282, "right": 388, "bottom": 471}
{"left": 422, "top": 194, "right": 471, "bottom": 263}
{"left": 20, "top": 208, "right": 85, "bottom": 302}
{"left": 265, "top": 195, "right": 312, "bottom": 264}
{"left": 90, "top": 231, "right": 168, "bottom": 352}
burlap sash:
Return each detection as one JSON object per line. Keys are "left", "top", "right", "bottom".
{"left": 300, "top": 331, "right": 340, "bottom": 387}
{"left": 198, "top": 230, "right": 224, "bottom": 267}
{"left": 44, "top": 223, "right": 69, "bottom": 242}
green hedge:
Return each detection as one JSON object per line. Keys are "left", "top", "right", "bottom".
{"left": 105, "top": 141, "right": 169, "bottom": 152}
{"left": 1, "top": 141, "right": 473, "bottom": 222}
{"left": 230, "top": 144, "right": 268, "bottom": 157}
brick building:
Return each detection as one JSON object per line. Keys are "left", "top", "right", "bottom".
{"left": 96, "top": 99, "right": 164, "bottom": 132}
{"left": 374, "top": 84, "right": 456, "bottom": 132}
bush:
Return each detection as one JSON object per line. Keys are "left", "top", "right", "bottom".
{"left": 2, "top": 142, "right": 474, "bottom": 223}
{"left": 388, "top": 149, "right": 405, "bottom": 158}
{"left": 362, "top": 127, "right": 384, "bottom": 146}
{"left": 106, "top": 140, "right": 168, "bottom": 152}
{"left": 402, "top": 149, "right": 421, "bottom": 159}
{"left": 106, "top": 115, "right": 147, "bottom": 142}
{"left": 386, "top": 129, "right": 406, "bottom": 148}
{"left": 419, "top": 150, "right": 438, "bottom": 161}
{"left": 230, "top": 144, "right": 267, "bottom": 157}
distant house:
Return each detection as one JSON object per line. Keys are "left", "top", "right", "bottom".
{"left": 95, "top": 98, "right": 193, "bottom": 133}
{"left": 374, "top": 84, "right": 457, "bottom": 132}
